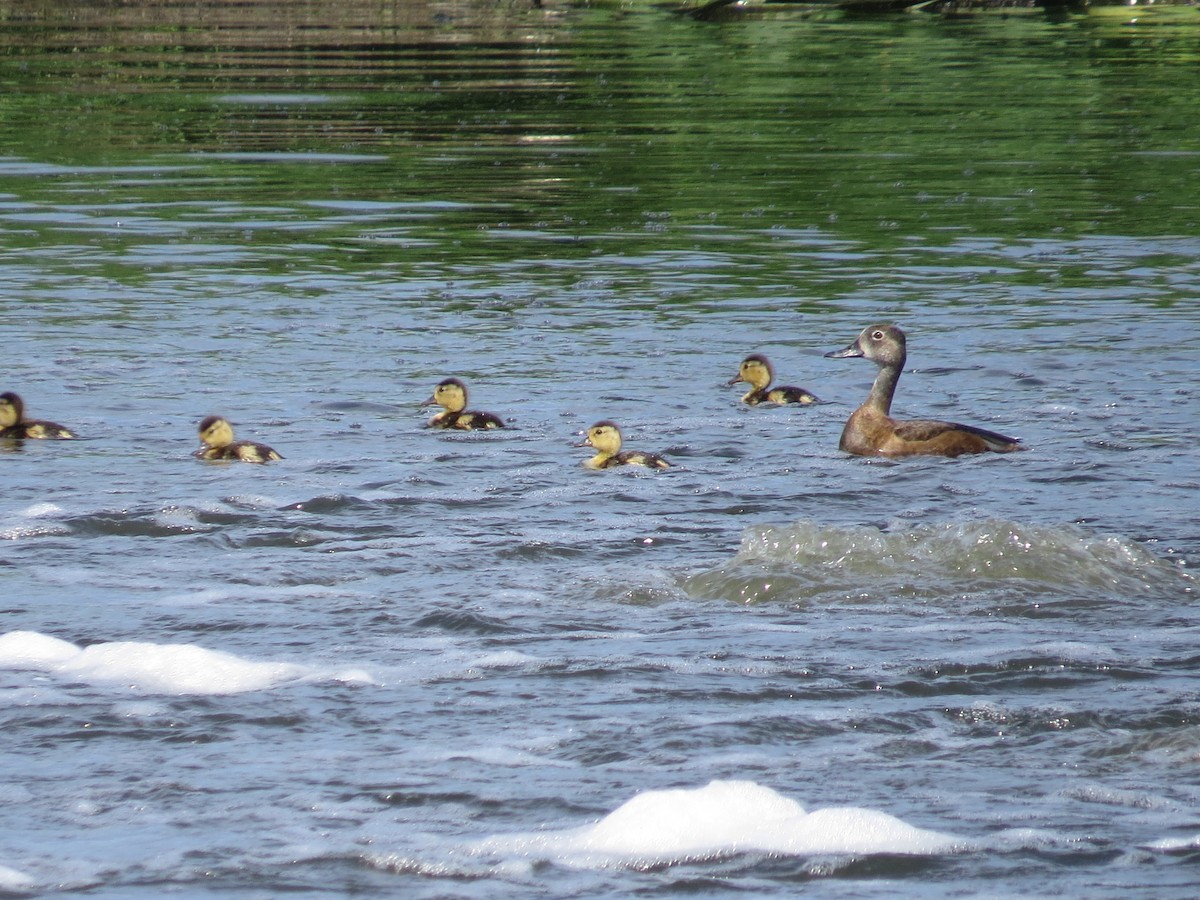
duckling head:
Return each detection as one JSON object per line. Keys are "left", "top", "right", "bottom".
{"left": 825, "top": 323, "right": 907, "bottom": 369}
{"left": 0, "top": 392, "right": 22, "bottom": 428}
{"left": 423, "top": 377, "right": 468, "bottom": 413}
{"left": 197, "top": 415, "right": 235, "bottom": 449}
{"left": 583, "top": 420, "right": 623, "bottom": 456}
{"left": 728, "top": 354, "right": 774, "bottom": 390}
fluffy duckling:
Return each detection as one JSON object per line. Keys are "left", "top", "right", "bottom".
{"left": 727, "top": 354, "right": 819, "bottom": 406}
{"left": 422, "top": 377, "right": 505, "bottom": 430}
{"left": 0, "top": 392, "right": 75, "bottom": 439}
{"left": 576, "top": 420, "right": 670, "bottom": 470}
{"left": 825, "top": 323, "right": 1024, "bottom": 458}
{"left": 193, "top": 415, "right": 282, "bottom": 463}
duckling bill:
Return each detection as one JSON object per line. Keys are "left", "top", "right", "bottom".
{"left": 727, "top": 354, "right": 818, "bottom": 406}
{"left": 422, "top": 377, "right": 505, "bottom": 430}
{"left": 194, "top": 415, "right": 282, "bottom": 463}
{"left": 576, "top": 420, "right": 670, "bottom": 470}
{"left": 825, "top": 323, "right": 1024, "bottom": 458}
{"left": 0, "top": 392, "right": 76, "bottom": 440}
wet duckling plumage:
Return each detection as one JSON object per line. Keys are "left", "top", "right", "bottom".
{"left": 727, "top": 354, "right": 819, "bottom": 406}
{"left": 577, "top": 420, "right": 670, "bottom": 470}
{"left": 194, "top": 415, "right": 282, "bottom": 463}
{"left": 0, "top": 392, "right": 75, "bottom": 440}
{"left": 423, "top": 377, "right": 505, "bottom": 430}
{"left": 825, "top": 324, "right": 1024, "bottom": 458}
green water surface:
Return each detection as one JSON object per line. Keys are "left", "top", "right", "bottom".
{"left": 2, "top": 1, "right": 1197, "bottom": 277}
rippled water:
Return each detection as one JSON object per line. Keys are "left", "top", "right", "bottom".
{"left": 2, "top": 2, "right": 1199, "bottom": 896}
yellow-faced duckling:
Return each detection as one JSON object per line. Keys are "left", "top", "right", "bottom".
{"left": 576, "top": 420, "right": 670, "bottom": 470}
{"left": 824, "top": 323, "right": 1024, "bottom": 458}
{"left": 0, "top": 392, "right": 75, "bottom": 440}
{"left": 194, "top": 415, "right": 282, "bottom": 463}
{"left": 727, "top": 354, "right": 819, "bottom": 406}
{"left": 422, "top": 377, "right": 505, "bottom": 430}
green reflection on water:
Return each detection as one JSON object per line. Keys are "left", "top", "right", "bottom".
{"left": 1, "top": 1, "right": 1197, "bottom": 274}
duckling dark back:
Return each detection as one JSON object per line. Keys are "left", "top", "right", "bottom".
{"left": 0, "top": 392, "right": 76, "bottom": 440}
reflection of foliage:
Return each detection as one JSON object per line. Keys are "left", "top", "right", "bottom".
{"left": 681, "top": 0, "right": 930, "bottom": 19}
{"left": 677, "top": 0, "right": 1174, "bottom": 14}
{"left": 0, "top": 0, "right": 1198, "bottom": 265}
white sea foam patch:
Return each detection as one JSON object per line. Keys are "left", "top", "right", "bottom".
{"left": 683, "top": 518, "right": 1190, "bottom": 605}
{"left": 0, "top": 631, "right": 372, "bottom": 695}
{"left": 0, "top": 864, "right": 35, "bottom": 892}
{"left": 475, "top": 780, "right": 965, "bottom": 868}
{"left": 1, "top": 503, "right": 70, "bottom": 539}
{"left": 1145, "top": 833, "right": 1200, "bottom": 854}
{"left": 21, "top": 502, "right": 63, "bottom": 518}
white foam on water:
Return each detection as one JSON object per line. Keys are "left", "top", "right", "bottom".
{"left": 0, "top": 630, "right": 373, "bottom": 695}
{"left": 20, "top": 502, "right": 63, "bottom": 518}
{"left": 0, "top": 865, "right": 35, "bottom": 892}
{"left": 1, "top": 521, "right": 70, "bottom": 540}
{"left": 475, "top": 780, "right": 966, "bottom": 868}
{"left": 1145, "top": 833, "right": 1200, "bottom": 853}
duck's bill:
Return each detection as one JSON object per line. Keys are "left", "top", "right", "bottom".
{"left": 824, "top": 341, "right": 863, "bottom": 359}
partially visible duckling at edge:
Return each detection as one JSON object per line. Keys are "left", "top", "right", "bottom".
{"left": 0, "top": 392, "right": 76, "bottom": 439}
{"left": 727, "top": 354, "right": 819, "bottom": 406}
{"left": 422, "top": 377, "right": 505, "bottom": 430}
{"left": 194, "top": 415, "right": 282, "bottom": 463}
{"left": 824, "top": 323, "right": 1024, "bottom": 458}
{"left": 576, "top": 420, "right": 670, "bottom": 470}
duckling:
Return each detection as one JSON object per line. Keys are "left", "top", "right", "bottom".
{"left": 422, "top": 377, "right": 505, "bottom": 430}
{"left": 824, "top": 323, "right": 1024, "bottom": 458}
{"left": 576, "top": 420, "right": 670, "bottom": 470}
{"left": 0, "top": 392, "right": 76, "bottom": 440}
{"left": 193, "top": 415, "right": 282, "bottom": 463}
{"left": 727, "top": 354, "right": 819, "bottom": 406}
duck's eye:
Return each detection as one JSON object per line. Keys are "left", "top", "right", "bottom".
{"left": 872, "top": 330, "right": 885, "bottom": 341}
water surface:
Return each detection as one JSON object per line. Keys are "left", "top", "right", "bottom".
{"left": 1, "top": 2, "right": 1198, "bottom": 896}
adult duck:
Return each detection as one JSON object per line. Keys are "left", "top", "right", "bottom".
{"left": 824, "top": 324, "right": 1023, "bottom": 458}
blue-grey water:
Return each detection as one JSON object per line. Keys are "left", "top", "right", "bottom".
{"left": 2, "top": 2, "right": 1199, "bottom": 896}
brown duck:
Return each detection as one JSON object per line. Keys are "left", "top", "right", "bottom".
{"left": 825, "top": 324, "right": 1024, "bottom": 458}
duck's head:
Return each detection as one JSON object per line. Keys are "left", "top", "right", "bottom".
{"left": 728, "top": 354, "right": 774, "bottom": 390}
{"left": 825, "top": 323, "right": 906, "bottom": 368}
{"left": 0, "top": 392, "right": 22, "bottom": 428}
{"left": 579, "top": 420, "right": 623, "bottom": 455}
{"left": 423, "top": 377, "right": 468, "bottom": 413}
{"left": 197, "top": 415, "right": 235, "bottom": 448}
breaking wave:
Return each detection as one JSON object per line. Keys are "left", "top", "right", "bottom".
{"left": 682, "top": 519, "right": 1191, "bottom": 606}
